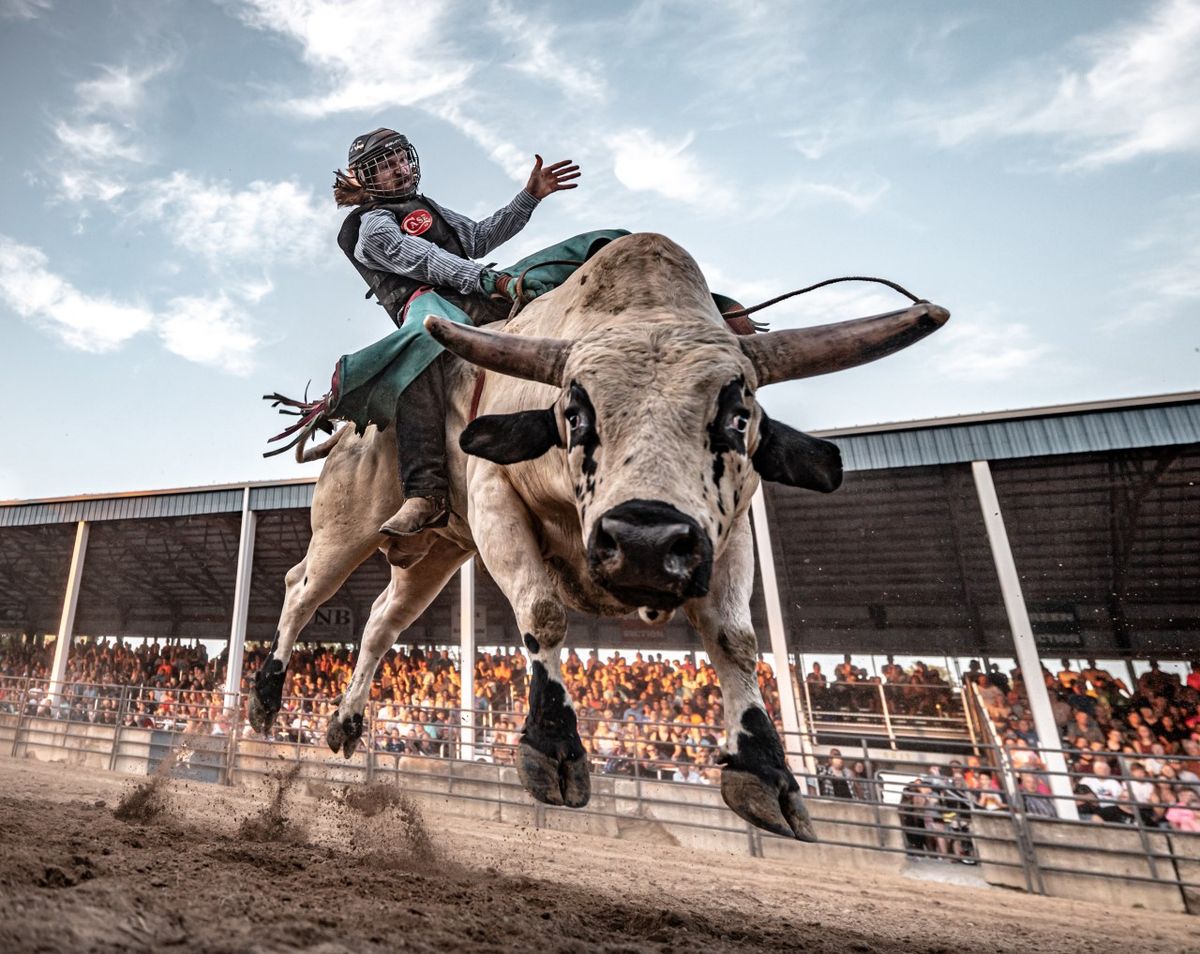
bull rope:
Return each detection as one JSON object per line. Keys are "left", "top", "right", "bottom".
{"left": 719, "top": 276, "right": 923, "bottom": 320}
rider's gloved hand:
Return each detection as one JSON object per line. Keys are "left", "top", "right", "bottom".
{"left": 480, "top": 268, "right": 516, "bottom": 301}
{"left": 480, "top": 268, "right": 553, "bottom": 303}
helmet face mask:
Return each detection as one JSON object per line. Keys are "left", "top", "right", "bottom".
{"left": 348, "top": 128, "right": 421, "bottom": 200}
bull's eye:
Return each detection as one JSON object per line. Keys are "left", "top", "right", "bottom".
{"left": 565, "top": 406, "right": 590, "bottom": 435}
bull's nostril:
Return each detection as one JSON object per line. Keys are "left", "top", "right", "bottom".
{"left": 668, "top": 534, "right": 695, "bottom": 558}
{"left": 594, "top": 520, "right": 619, "bottom": 560}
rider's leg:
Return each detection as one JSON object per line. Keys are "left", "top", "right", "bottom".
{"left": 379, "top": 354, "right": 449, "bottom": 537}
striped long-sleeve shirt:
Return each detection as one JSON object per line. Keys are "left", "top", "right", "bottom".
{"left": 354, "top": 190, "right": 540, "bottom": 296}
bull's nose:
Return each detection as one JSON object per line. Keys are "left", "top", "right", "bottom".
{"left": 594, "top": 514, "right": 700, "bottom": 581}
{"left": 587, "top": 499, "right": 714, "bottom": 609}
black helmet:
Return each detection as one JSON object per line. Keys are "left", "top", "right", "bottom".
{"left": 347, "top": 127, "right": 421, "bottom": 199}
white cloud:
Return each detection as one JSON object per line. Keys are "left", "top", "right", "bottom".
{"left": 47, "top": 59, "right": 175, "bottom": 208}
{"left": 486, "top": 1, "right": 607, "bottom": 101}
{"left": 1111, "top": 193, "right": 1200, "bottom": 328}
{"left": 0, "top": 236, "right": 260, "bottom": 373}
{"left": 774, "top": 174, "right": 890, "bottom": 214}
{"left": 74, "top": 61, "right": 173, "bottom": 116}
{"left": 908, "top": 0, "right": 1200, "bottom": 169}
{"left": 0, "top": 0, "right": 51, "bottom": 19}
{"left": 935, "top": 313, "right": 1052, "bottom": 382}
{"left": 233, "top": 0, "right": 473, "bottom": 117}
{"left": 158, "top": 295, "right": 259, "bottom": 375}
{"left": 52, "top": 120, "right": 144, "bottom": 164}
{"left": 57, "top": 170, "right": 126, "bottom": 204}
{"left": 0, "top": 235, "right": 154, "bottom": 352}
{"left": 609, "top": 128, "right": 733, "bottom": 211}
{"left": 138, "top": 172, "right": 334, "bottom": 268}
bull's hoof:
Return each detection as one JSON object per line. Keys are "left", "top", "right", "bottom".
{"left": 720, "top": 767, "right": 816, "bottom": 842}
{"left": 248, "top": 659, "right": 286, "bottom": 734}
{"left": 516, "top": 739, "right": 590, "bottom": 808}
{"left": 325, "top": 711, "right": 364, "bottom": 758}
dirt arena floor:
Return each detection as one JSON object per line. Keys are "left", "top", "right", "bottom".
{"left": 0, "top": 756, "right": 1195, "bottom": 954}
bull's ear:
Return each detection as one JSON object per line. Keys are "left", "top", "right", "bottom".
{"left": 751, "top": 413, "right": 843, "bottom": 492}
{"left": 460, "top": 408, "right": 563, "bottom": 464}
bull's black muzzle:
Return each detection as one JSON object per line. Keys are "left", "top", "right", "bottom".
{"left": 586, "top": 499, "right": 713, "bottom": 610}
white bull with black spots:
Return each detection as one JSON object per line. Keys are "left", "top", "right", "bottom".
{"left": 249, "top": 232, "right": 949, "bottom": 840}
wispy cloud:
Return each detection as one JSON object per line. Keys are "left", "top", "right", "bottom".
{"left": 138, "top": 172, "right": 334, "bottom": 269}
{"left": 1111, "top": 192, "right": 1200, "bottom": 328}
{"left": 0, "top": 0, "right": 51, "bottom": 19}
{"left": 486, "top": 0, "right": 607, "bottom": 101}
{"left": 52, "top": 119, "right": 145, "bottom": 164}
{"left": 232, "top": 0, "right": 473, "bottom": 117}
{"left": 0, "top": 235, "right": 259, "bottom": 374}
{"left": 906, "top": 0, "right": 1200, "bottom": 169}
{"left": 608, "top": 128, "right": 733, "bottom": 211}
{"left": 47, "top": 58, "right": 175, "bottom": 206}
{"left": 773, "top": 174, "right": 890, "bottom": 214}
{"left": 158, "top": 294, "right": 259, "bottom": 374}
{"left": 934, "top": 310, "right": 1052, "bottom": 382}
{"left": 0, "top": 235, "right": 154, "bottom": 352}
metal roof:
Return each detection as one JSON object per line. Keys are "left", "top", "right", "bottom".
{"left": 821, "top": 392, "right": 1200, "bottom": 472}
{"left": 2, "top": 392, "right": 1198, "bottom": 526}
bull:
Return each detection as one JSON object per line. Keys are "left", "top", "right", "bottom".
{"left": 249, "top": 232, "right": 948, "bottom": 840}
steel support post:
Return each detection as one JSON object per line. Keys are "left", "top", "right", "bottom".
{"left": 459, "top": 557, "right": 476, "bottom": 761}
{"left": 750, "top": 487, "right": 815, "bottom": 779}
{"left": 48, "top": 520, "right": 89, "bottom": 706}
{"left": 971, "top": 461, "right": 1079, "bottom": 821}
{"left": 224, "top": 488, "right": 256, "bottom": 710}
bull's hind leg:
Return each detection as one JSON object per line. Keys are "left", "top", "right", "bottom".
{"left": 685, "top": 514, "right": 815, "bottom": 842}
{"left": 471, "top": 475, "right": 589, "bottom": 808}
{"left": 248, "top": 535, "right": 379, "bottom": 734}
{"left": 326, "top": 536, "right": 471, "bottom": 757}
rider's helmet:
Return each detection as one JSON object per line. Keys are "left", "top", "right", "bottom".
{"left": 348, "top": 128, "right": 421, "bottom": 200}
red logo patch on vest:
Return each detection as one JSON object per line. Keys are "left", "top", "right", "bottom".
{"left": 400, "top": 209, "right": 433, "bottom": 236}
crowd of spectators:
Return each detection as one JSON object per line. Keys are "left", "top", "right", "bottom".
{"left": 969, "top": 657, "right": 1200, "bottom": 833}
{"left": 803, "top": 655, "right": 962, "bottom": 718}
{"left": 239, "top": 644, "right": 785, "bottom": 782}
{"left": 0, "top": 637, "right": 789, "bottom": 783}
{"left": 3, "top": 636, "right": 1196, "bottom": 826}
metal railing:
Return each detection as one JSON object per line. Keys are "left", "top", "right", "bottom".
{"left": 2, "top": 675, "right": 1196, "bottom": 913}
{"left": 800, "top": 678, "right": 970, "bottom": 747}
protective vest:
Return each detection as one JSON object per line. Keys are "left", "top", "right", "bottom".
{"left": 338, "top": 197, "right": 478, "bottom": 327}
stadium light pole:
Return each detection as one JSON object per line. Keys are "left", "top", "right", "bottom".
{"left": 224, "top": 486, "right": 256, "bottom": 710}
{"left": 459, "top": 557, "right": 476, "bottom": 761}
{"left": 750, "top": 486, "right": 816, "bottom": 782}
{"left": 48, "top": 520, "right": 88, "bottom": 705}
{"left": 972, "top": 460, "right": 1079, "bottom": 821}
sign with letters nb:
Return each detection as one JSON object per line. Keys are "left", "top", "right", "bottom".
{"left": 307, "top": 605, "right": 354, "bottom": 640}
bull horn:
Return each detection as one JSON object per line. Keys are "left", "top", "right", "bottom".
{"left": 423, "top": 315, "right": 572, "bottom": 386}
{"left": 739, "top": 302, "right": 950, "bottom": 387}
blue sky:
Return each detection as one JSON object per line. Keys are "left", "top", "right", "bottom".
{"left": 1, "top": 0, "right": 1197, "bottom": 500}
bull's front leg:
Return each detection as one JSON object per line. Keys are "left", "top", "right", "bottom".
{"left": 471, "top": 473, "right": 589, "bottom": 808}
{"left": 685, "top": 514, "right": 815, "bottom": 842}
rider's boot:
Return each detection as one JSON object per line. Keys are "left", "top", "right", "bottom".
{"left": 379, "top": 355, "right": 450, "bottom": 540}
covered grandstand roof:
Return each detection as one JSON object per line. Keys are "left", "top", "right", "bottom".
{"left": 2, "top": 392, "right": 1197, "bottom": 656}
{"left": 3, "top": 391, "right": 1197, "bottom": 527}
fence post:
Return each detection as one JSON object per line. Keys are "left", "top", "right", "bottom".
{"left": 999, "top": 746, "right": 1043, "bottom": 895}
{"left": 878, "top": 684, "right": 897, "bottom": 750}
{"left": 1120, "top": 758, "right": 1162, "bottom": 882}
{"left": 365, "top": 700, "right": 376, "bottom": 785}
{"left": 108, "top": 686, "right": 129, "bottom": 773}
{"left": 224, "top": 693, "right": 242, "bottom": 786}
{"left": 11, "top": 678, "right": 28, "bottom": 758}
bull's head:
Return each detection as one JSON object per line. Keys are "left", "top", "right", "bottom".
{"left": 426, "top": 293, "right": 948, "bottom": 612}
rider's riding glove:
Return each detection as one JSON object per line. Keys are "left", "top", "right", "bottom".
{"left": 480, "top": 268, "right": 515, "bottom": 301}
